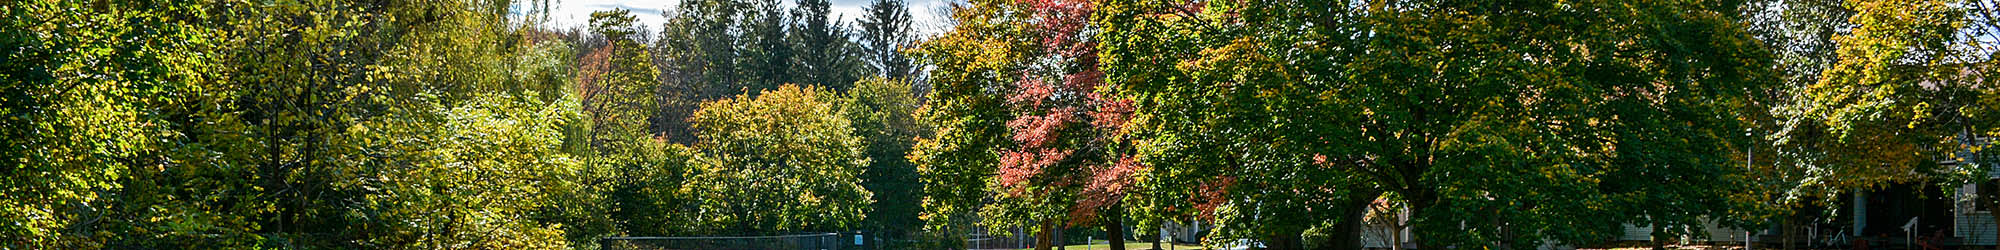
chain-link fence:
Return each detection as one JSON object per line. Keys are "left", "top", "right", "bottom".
{"left": 601, "top": 233, "right": 847, "bottom": 250}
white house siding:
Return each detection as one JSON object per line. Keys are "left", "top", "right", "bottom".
{"left": 1619, "top": 224, "right": 1654, "bottom": 241}
{"left": 1959, "top": 182, "right": 2000, "bottom": 245}
{"left": 1695, "top": 220, "right": 1754, "bottom": 244}
{"left": 1957, "top": 213, "right": 1998, "bottom": 245}
{"left": 1359, "top": 223, "right": 1407, "bottom": 249}
{"left": 1614, "top": 220, "right": 1756, "bottom": 245}
{"left": 1356, "top": 224, "right": 1575, "bottom": 250}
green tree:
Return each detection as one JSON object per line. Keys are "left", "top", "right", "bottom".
{"left": 657, "top": 0, "right": 748, "bottom": 144}
{"left": 1765, "top": 0, "right": 2000, "bottom": 246}
{"left": 688, "top": 84, "right": 873, "bottom": 233}
{"left": 909, "top": 0, "right": 1028, "bottom": 246}
{"left": 1, "top": 1, "right": 230, "bottom": 247}
{"left": 4, "top": 0, "right": 595, "bottom": 248}
{"left": 847, "top": 77, "right": 930, "bottom": 242}
{"left": 579, "top": 8, "right": 705, "bottom": 241}
{"left": 582, "top": 9, "right": 665, "bottom": 150}
{"left": 857, "top": 0, "right": 920, "bottom": 80}
{"left": 742, "top": 0, "right": 795, "bottom": 94}
{"left": 1097, "top": 0, "right": 1777, "bottom": 248}
{"left": 792, "top": 0, "right": 868, "bottom": 91}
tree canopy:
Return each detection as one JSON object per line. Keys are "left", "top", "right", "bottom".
{"left": 1091, "top": 0, "right": 1777, "bottom": 248}
{"left": 14, "top": 0, "right": 2000, "bottom": 249}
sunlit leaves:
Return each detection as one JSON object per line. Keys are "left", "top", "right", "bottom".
{"left": 688, "top": 84, "right": 873, "bottom": 233}
{"left": 1098, "top": 0, "right": 1778, "bottom": 248}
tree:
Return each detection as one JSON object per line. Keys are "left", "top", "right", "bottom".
{"left": 579, "top": 8, "right": 709, "bottom": 241}
{"left": 4, "top": 0, "right": 597, "bottom": 248}
{"left": 656, "top": 0, "right": 748, "bottom": 144}
{"left": 1, "top": 1, "right": 228, "bottom": 247}
{"left": 858, "top": 0, "right": 920, "bottom": 79}
{"left": 911, "top": 1, "right": 1139, "bottom": 249}
{"left": 1766, "top": 0, "right": 2000, "bottom": 246}
{"left": 910, "top": 1, "right": 1028, "bottom": 247}
{"left": 1097, "top": 0, "right": 1776, "bottom": 248}
{"left": 990, "top": 0, "right": 1138, "bottom": 249}
{"left": 847, "top": 77, "right": 931, "bottom": 242}
{"left": 792, "top": 0, "right": 868, "bottom": 91}
{"left": 583, "top": 9, "right": 665, "bottom": 150}
{"left": 688, "top": 84, "right": 873, "bottom": 233}
{"left": 741, "top": 0, "right": 795, "bottom": 95}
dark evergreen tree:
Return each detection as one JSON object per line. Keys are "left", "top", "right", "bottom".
{"left": 656, "top": 0, "right": 747, "bottom": 144}
{"left": 740, "top": 0, "right": 794, "bottom": 94}
{"left": 857, "top": 0, "right": 917, "bottom": 80}
{"left": 790, "top": 0, "right": 866, "bottom": 91}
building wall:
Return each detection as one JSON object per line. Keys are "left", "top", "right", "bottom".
{"left": 1619, "top": 224, "right": 1654, "bottom": 241}
{"left": 1695, "top": 220, "right": 1755, "bottom": 244}
{"left": 1958, "top": 182, "right": 1999, "bottom": 245}
{"left": 1360, "top": 223, "right": 1406, "bottom": 249}
{"left": 1956, "top": 212, "right": 1997, "bottom": 245}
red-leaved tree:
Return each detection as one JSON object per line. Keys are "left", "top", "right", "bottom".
{"left": 988, "top": 0, "right": 1140, "bottom": 249}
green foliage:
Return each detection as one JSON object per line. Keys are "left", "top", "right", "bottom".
{"left": 582, "top": 9, "right": 666, "bottom": 151}
{"left": 656, "top": 0, "right": 748, "bottom": 144}
{"left": 25, "top": 0, "right": 1975, "bottom": 248}
{"left": 791, "top": 0, "right": 869, "bottom": 91}
{"left": 742, "top": 0, "right": 796, "bottom": 94}
{"left": 1097, "top": 0, "right": 1778, "bottom": 248}
{"left": 350, "top": 93, "right": 581, "bottom": 249}
{"left": 689, "top": 84, "right": 873, "bottom": 233}
{"left": 3, "top": 0, "right": 599, "bottom": 248}
{"left": 1767, "top": 0, "right": 1995, "bottom": 196}
{"left": 1, "top": 1, "right": 225, "bottom": 247}
{"left": 847, "top": 77, "right": 930, "bottom": 239}
{"left": 909, "top": 0, "right": 1029, "bottom": 244}
{"left": 601, "top": 138, "right": 700, "bottom": 238}
{"left": 857, "top": 0, "right": 920, "bottom": 79}
{"left": 575, "top": 8, "right": 710, "bottom": 243}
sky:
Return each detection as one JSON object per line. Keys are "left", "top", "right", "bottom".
{"left": 537, "top": 0, "right": 954, "bottom": 35}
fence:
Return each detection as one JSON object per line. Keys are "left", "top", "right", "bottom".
{"left": 601, "top": 233, "right": 847, "bottom": 250}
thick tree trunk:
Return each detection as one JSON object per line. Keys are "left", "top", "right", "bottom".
{"left": 1058, "top": 224, "right": 1067, "bottom": 250}
{"left": 1152, "top": 225, "right": 1163, "bottom": 250}
{"left": 1405, "top": 189, "right": 1437, "bottom": 250}
{"left": 1037, "top": 221, "right": 1056, "bottom": 250}
{"left": 1321, "top": 191, "right": 1380, "bottom": 250}
{"left": 1107, "top": 205, "right": 1127, "bottom": 250}
{"left": 1653, "top": 224, "right": 1667, "bottom": 250}
{"left": 1265, "top": 229, "right": 1305, "bottom": 250}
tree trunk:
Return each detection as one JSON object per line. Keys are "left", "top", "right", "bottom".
{"left": 1781, "top": 218, "right": 1793, "bottom": 250}
{"left": 1406, "top": 189, "right": 1437, "bottom": 250}
{"left": 1038, "top": 221, "right": 1056, "bottom": 250}
{"left": 1320, "top": 192, "right": 1378, "bottom": 250}
{"left": 1058, "top": 224, "right": 1067, "bottom": 250}
{"left": 1392, "top": 221, "right": 1404, "bottom": 250}
{"left": 1152, "top": 225, "right": 1163, "bottom": 250}
{"left": 1653, "top": 224, "right": 1667, "bottom": 250}
{"left": 1265, "top": 229, "right": 1304, "bottom": 250}
{"left": 1107, "top": 205, "right": 1127, "bottom": 250}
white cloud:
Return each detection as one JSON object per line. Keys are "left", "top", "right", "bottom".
{"left": 541, "top": 0, "right": 677, "bottom": 31}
